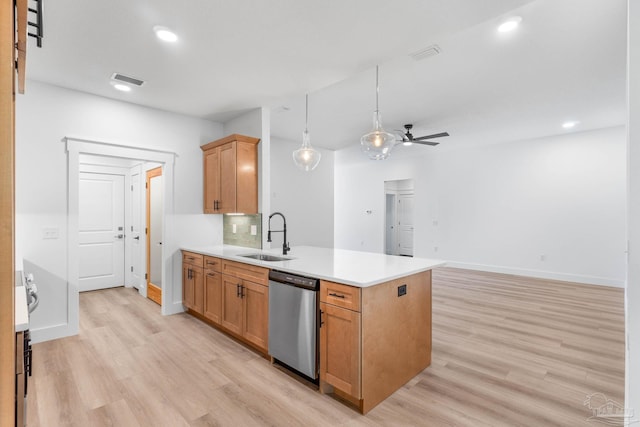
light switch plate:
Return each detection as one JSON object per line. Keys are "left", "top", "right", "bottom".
{"left": 43, "top": 227, "right": 59, "bottom": 239}
{"left": 232, "top": 224, "right": 237, "bottom": 234}
{"left": 251, "top": 225, "right": 257, "bottom": 235}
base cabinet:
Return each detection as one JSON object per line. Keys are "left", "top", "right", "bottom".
{"left": 319, "top": 302, "right": 361, "bottom": 398}
{"left": 220, "top": 273, "right": 269, "bottom": 351}
{"left": 203, "top": 256, "right": 222, "bottom": 324}
{"left": 319, "top": 271, "right": 432, "bottom": 414}
{"left": 241, "top": 281, "right": 269, "bottom": 350}
{"left": 221, "top": 274, "right": 243, "bottom": 335}
{"left": 183, "top": 253, "right": 269, "bottom": 354}
{"left": 203, "top": 271, "right": 222, "bottom": 324}
{"left": 182, "top": 251, "right": 204, "bottom": 314}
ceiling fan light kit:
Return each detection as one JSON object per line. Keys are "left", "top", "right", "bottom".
{"left": 361, "top": 66, "right": 396, "bottom": 160}
{"left": 292, "top": 94, "right": 322, "bottom": 171}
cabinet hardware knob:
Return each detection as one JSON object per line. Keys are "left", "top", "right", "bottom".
{"left": 328, "top": 292, "right": 345, "bottom": 299}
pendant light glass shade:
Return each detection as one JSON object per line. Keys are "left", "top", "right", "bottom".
{"left": 360, "top": 66, "right": 396, "bottom": 160}
{"left": 293, "top": 94, "right": 322, "bottom": 171}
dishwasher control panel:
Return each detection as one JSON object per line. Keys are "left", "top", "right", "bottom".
{"left": 269, "top": 270, "right": 319, "bottom": 290}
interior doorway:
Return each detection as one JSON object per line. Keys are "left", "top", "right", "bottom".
{"left": 146, "top": 167, "right": 163, "bottom": 305}
{"left": 384, "top": 179, "right": 414, "bottom": 257}
{"left": 66, "top": 137, "right": 179, "bottom": 338}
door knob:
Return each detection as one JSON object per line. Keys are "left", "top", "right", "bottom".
{"left": 133, "top": 236, "right": 140, "bottom": 240}
{"left": 115, "top": 234, "right": 124, "bottom": 239}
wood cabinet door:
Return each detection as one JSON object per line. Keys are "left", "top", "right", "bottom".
{"left": 192, "top": 266, "right": 204, "bottom": 315}
{"left": 203, "top": 270, "right": 222, "bottom": 324}
{"left": 221, "top": 274, "right": 243, "bottom": 335}
{"left": 242, "top": 281, "right": 268, "bottom": 351}
{"left": 218, "top": 142, "right": 237, "bottom": 213}
{"left": 182, "top": 265, "right": 194, "bottom": 309}
{"left": 319, "top": 302, "right": 361, "bottom": 398}
{"left": 203, "top": 147, "right": 220, "bottom": 214}
{"left": 235, "top": 141, "right": 258, "bottom": 214}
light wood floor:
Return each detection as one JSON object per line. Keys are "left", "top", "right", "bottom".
{"left": 26, "top": 268, "right": 625, "bottom": 426}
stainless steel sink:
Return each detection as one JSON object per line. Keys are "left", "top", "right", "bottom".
{"left": 239, "top": 253, "right": 291, "bottom": 262}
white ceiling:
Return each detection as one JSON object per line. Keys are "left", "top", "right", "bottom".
{"left": 27, "top": 0, "right": 626, "bottom": 152}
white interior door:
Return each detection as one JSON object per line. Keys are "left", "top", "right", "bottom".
{"left": 130, "top": 166, "right": 143, "bottom": 290}
{"left": 398, "top": 193, "right": 414, "bottom": 256}
{"left": 385, "top": 193, "right": 397, "bottom": 255}
{"left": 79, "top": 172, "right": 125, "bottom": 291}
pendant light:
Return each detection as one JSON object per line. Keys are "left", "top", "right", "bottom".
{"left": 292, "top": 94, "right": 322, "bottom": 171}
{"left": 360, "top": 65, "right": 396, "bottom": 160}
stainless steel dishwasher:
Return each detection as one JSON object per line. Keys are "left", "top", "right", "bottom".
{"left": 268, "top": 270, "right": 320, "bottom": 380}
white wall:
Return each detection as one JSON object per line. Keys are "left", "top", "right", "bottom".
{"left": 16, "top": 81, "right": 224, "bottom": 342}
{"left": 626, "top": 0, "right": 639, "bottom": 420}
{"left": 335, "top": 126, "right": 627, "bottom": 287}
{"left": 270, "top": 137, "right": 335, "bottom": 248}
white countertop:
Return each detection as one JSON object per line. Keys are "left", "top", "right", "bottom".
{"left": 181, "top": 245, "right": 446, "bottom": 287}
{"left": 15, "top": 271, "right": 29, "bottom": 332}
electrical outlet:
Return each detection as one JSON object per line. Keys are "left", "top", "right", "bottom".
{"left": 398, "top": 284, "right": 407, "bottom": 297}
{"left": 232, "top": 224, "right": 237, "bottom": 234}
{"left": 250, "top": 225, "right": 257, "bottom": 235}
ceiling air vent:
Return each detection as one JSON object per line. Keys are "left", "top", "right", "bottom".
{"left": 111, "top": 73, "right": 145, "bottom": 87}
{"left": 410, "top": 44, "right": 441, "bottom": 61}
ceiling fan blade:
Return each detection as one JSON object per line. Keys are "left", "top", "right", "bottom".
{"left": 414, "top": 132, "right": 450, "bottom": 140}
{"left": 412, "top": 140, "right": 440, "bottom": 146}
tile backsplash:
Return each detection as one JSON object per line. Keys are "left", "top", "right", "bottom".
{"left": 223, "top": 214, "right": 262, "bottom": 249}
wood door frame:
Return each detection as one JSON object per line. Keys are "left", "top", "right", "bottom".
{"left": 0, "top": 0, "right": 15, "bottom": 423}
{"left": 146, "top": 166, "right": 162, "bottom": 305}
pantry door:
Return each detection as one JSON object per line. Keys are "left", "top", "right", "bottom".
{"left": 78, "top": 172, "right": 125, "bottom": 291}
{"left": 398, "top": 193, "right": 414, "bottom": 257}
{"left": 130, "top": 166, "right": 144, "bottom": 290}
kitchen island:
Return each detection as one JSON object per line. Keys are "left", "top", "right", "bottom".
{"left": 180, "top": 245, "right": 445, "bottom": 414}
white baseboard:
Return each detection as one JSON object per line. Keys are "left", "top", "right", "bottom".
{"left": 163, "top": 301, "right": 186, "bottom": 316}
{"left": 30, "top": 322, "right": 78, "bottom": 344}
{"left": 444, "top": 261, "right": 625, "bottom": 288}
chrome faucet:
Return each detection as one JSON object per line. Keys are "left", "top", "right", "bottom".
{"left": 267, "top": 212, "right": 290, "bottom": 255}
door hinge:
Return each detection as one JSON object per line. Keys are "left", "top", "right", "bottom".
{"left": 145, "top": 182, "right": 148, "bottom": 189}
{"left": 131, "top": 266, "right": 133, "bottom": 272}
{"left": 145, "top": 227, "right": 148, "bottom": 235}
{"left": 131, "top": 225, "right": 133, "bottom": 232}
{"left": 145, "top": 273, "right": 148, "bottom": 280}
{"left": 131, "top": 185, "right": 133, "bottom": 191}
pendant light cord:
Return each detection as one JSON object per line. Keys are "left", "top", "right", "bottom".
{"left": 305, "top": 94, "right": 309, "bottom": 133}
{"left": 375, "top": 65, "right": 380, "bottom": 113}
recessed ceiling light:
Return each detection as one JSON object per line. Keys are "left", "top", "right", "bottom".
{"left": 562, "top": 121, "right": 580, "bottom": 129}
{"left": 498, "top": 16, "right": 522, "bottom": 33}
{"left": 112, "top": 82, "right": 131, "bottom": 92}
{"left": 154, "top": 26, "right": 178, "bottom": 43}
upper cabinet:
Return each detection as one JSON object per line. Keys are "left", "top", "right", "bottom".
{"left": 201, "top": 134, "right": 260, "bottom": 214}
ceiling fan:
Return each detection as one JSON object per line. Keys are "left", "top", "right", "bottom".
{"left": 397, "top": 124, "right": 449, "bottom": 146}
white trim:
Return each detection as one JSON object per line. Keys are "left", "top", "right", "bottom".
{"left": 29, "top": 323, "right": 74, "bottom": 344}
{"left": 64, "top": 136, "right": 179, "bottom": 158}
{"left": 63, "top": 137, "right": 181, "bottom": 340}
{"left": 445, "top": 261, "right": 625, "bottom": 288}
